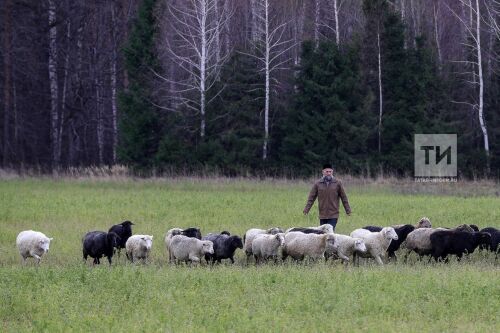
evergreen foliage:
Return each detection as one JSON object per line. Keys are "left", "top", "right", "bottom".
{"left": 118, "top": 0, "right": 161, "bottom": 169}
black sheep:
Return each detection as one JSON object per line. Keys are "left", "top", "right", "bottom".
{"left": 82, "top": 231, "right": 121, "bottom": 265}
{"left": 479, "top": 227, "right": 500, "bottom": 255}
{"left": 181, "top": 227, "right": 202, "bottom": 239}
{"left": 286, "top": 227, "right": 326, "bottom": 234}
{"left": 363, "top": 224, "right": 415, "bottom": 259}
{"left": 430, "top": 231, "right": 491, "bottom": 262}
{"left": 202, "top": 233, "right": 243, "bottom": 264}
{"left": 108, "top": 220, "right": 134, "bottom": 252}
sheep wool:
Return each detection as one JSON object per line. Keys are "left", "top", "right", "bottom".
{"left": 330, "top": 234, "right": 366, "bottom": 263}
{"left": 16, "top": 230, "right": 53, "bottom": 264}
{"left": 243, "top": 227, "right": 282, "bottom": 259}
{"left": 350, "top": 227, "right": 398, "bottom": 265}
{"left": 169, "top": 235, "right": 214, "bottom": 264}
{"left": 251, "top": 233, "right": 285, "bottom": 263}
{"left": 283, "top": 232, "right": 335, "bottom": 261}
{"left": 126, "top": 235, "right": 153, "bottom": 263}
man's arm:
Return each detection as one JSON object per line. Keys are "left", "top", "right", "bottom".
{"left": 338, "top": 181, "right": 351, "bottom": 215}
{"left": 303, "top": 183, "right": 318, "bottom": 214}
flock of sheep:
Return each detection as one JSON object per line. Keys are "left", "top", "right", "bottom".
{"left": 15, "top": 217, "right": 499, "bottom": 266}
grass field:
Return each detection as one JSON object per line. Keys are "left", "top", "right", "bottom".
{"left": 0, "top": 178, "right": 499, "bottom": 332}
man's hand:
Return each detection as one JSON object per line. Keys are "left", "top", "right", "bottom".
{"left": 346, "top": 211, "right": 352, "bottom": 216}
{"left": 303, "top": 209, "right": 308, "bottom": 215}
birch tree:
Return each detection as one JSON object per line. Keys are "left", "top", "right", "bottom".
{"left": 445, "top": 0, "right": 490, "bottom": 170}
{"left": 242, "top": 0, "right": 294, "bottom": 160}
{"left": 163, "top": 0, "right": 233, "bottom": 138}
{"left": 48, "top": 0, "right": 60, "bottom": 168}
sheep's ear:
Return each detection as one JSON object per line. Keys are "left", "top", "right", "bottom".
{"left": 49, "top": 238, "right": 53, "bottom": 241}
{"left": 150, "top": 235, "right": 153, "bottom": 239}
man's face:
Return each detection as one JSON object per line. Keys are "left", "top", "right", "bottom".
{"left": 322, "top": 168, "right": 333, "bottom": 177}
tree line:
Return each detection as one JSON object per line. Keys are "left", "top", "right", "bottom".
{"left": 1, "top": 0, "right": 499, "bottom": 177}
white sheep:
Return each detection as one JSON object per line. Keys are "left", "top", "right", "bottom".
{"left": 126, "top": 235, "right": 153, "bottom": 263}
{"left": 164, "top": 228, "right": 184, "bottom": 262}
{"left": 251, "top": 233, "right": 285, "bottom": 264}
{"left": 169, "top": 235, "right": 214, "bottom": 264}
{"left": 350, "top": 227, "right": 398, "bottom": 265}
{"left": 327, "top": 234, "right": 366, "bottom": 264}
{"left": 243, "top": 227, "right": 282, "bottom": 261}
{"left": 285, "top": 224, "right": 334, "bottom": 234}
{"left": 282, "top": 232, "right": 335, "bottom": 261}
{"left": 16, "top": 230, "right": 53, "bottom": 264}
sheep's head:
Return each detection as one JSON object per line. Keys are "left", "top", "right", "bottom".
{"left": 477, "top": 232, "right": 491, "bottom": 245}
{"left": 275, "top": 233, "right": 285, "bottom": 246}
{"left": 108, "top": 232, "right": 121, "bottom": 248}
{"left": 268, "top": 227, "right": 283, "bottom": 235}
{"left": 325, "top": 234, "right": 336, "bottom": 249}
{"left": 38, "top": 237, "right": 53, "bottom": 253}
{"left": 354, "top": 239, "right": 366, "bottom": 253}
{"left": 320, "top": 224, "right": 334, "bottom": 234}
{"left": 382, "top": 227, "right": 398, "bottom": 240}
{"left": 202, "top": 241, "right": 214, "bottom": 254}
{"left": 121, "top": 220, "right": 134, "bottom": 227}
{"left": 231, "top": 236, "right": 243, "bottom": 249}
{"left": 469, "top": 224, "right": 479, "bottom": 232}
{"left": 417, "top": 217, "right": 431, "bottom": 228}
{"left": 141, "top": 236, "right": 153, "bottom": 250}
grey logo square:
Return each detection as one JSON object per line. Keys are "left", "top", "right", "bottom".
{"left": 414, "top": 134, "right": 457, "bottom": 178}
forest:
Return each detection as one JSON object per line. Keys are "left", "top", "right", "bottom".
{"left": 1, "top": 0, "right": 499, "bottom": 177}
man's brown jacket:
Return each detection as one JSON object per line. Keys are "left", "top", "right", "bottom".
{"left": 303, "top": 177, "right": 351, "bottom": 219}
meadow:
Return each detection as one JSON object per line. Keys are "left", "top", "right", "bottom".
{"left": 0, "top": 177, "right": 499, "bottom": 332}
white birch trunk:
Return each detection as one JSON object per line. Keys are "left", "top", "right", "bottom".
{"left": 475, "top": 0, "right": 490, "bottom": 168}
{"left": 263, "top": 0, "right": 270, "bottom": 160}
{"left": 333, "top": 0, "right": 340, "bottom": 45}
{"left": 314, "top": 0, "right": 320, "bottom": 48}
{"left": 433, "top": 2, "right": 442, "bottom": 67}
{"left": 377, "top": 30, "right": 383, "bottom": 154}
{"left": 215, "top": 0, "right": 221, "bottom": 66}
{"left": 224, "top": 0, "right": 230, "bottom": 56}
{"left": 200, "top": 0, "right": 207, "bottom": 138}
{"left": 48, "top": 0, "right": 60, "bottom": 168}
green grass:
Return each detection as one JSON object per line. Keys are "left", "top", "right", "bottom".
{"left": 0, "top": 178, "right": 499, "bottom": 332}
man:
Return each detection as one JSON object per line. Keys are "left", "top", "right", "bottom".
{"left": 303, "top": 163, "right": 351, "bottom": 231}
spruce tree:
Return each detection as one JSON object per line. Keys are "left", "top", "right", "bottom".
{"left": 118, "top": 0, "right": 161, "bottom": 169}
{"left": 281, "top": 41, "right": 372, "bottom": 176}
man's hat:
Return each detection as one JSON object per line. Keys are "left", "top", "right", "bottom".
{"left": 322, "top": 163, "right": 333, "bottom": 170}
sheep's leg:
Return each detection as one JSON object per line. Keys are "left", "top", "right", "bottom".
{"left": 229, "top": 256, "right": 234, "bottom": 264}
{"left": 107, "top": 256, "right": 113, "bottom": 266}
{"left": 188, "top": 254, "right": 200, "bottom": 263}
{"left": 338, "top": 253, "right": 350, "bottom": 262}
{"left": 374, "top": 255, "right": 384, "bottom": 266}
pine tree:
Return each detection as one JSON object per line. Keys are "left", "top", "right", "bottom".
{"left": 118, "top": 0, "right": 161, "bottom": 169}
